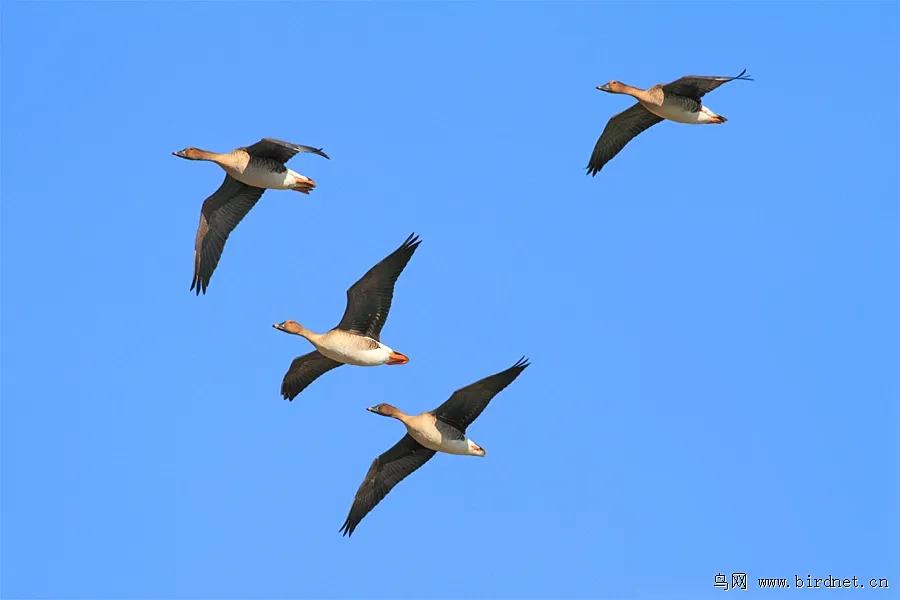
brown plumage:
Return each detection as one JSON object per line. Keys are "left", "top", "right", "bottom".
{"left": 172, "top": 138, "right": 329, "bottom": 294}
{"left": 274, "top": 234, "right": 421, "bottom": 400}
{"left": 339, "top": 358, "right": 529, "bottom": 537}
{"left": 586, "top": 70, "right": 752, "bottom": 175}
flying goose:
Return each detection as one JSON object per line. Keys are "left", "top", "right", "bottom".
{"left": 339, "top": 357, "right": 529, "bottom": 537}
{"left": 172, "top": 138, "right": 330, "bottom": 294}
{"left": 273, "top": 234, "right": 421, "bottom": 400}
{"left": 586, "top": 69, "right": 752, "bottom": 175}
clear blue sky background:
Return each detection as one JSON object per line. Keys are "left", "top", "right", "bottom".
{"left": 2, "top": 2, "right": 897, "bottom": 599}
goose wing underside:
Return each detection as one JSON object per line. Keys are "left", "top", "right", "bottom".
{"left": 586, "top": 103, "right": 663, "bottom": 176}
{"left": 663, "top": 69, "right": 753, "bottom": 102}
{"left": 431, "top": 358, "right": 530, "bottom": 433}
{"left": 244, "top": 138, "right": 330, "bottom": 163}
{"left": 280, "top": 351, "right": 343, "bottom": 400}
{"left": 340, "top": 434, "right": 436, "bottom": 537}
{"left": 336, "top": 234, "right": 421, "bottom": 341}
{"left": 191, "top": 175, "right": 266, "bottom": 294}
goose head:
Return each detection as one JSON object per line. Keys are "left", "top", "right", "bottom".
{"left": 273, "top": 320, "right": 307, "bottom": 336}
{"left": 172, "top": 147, "right": 206, "bottom": 160}
{"left": 597, "top": 80, "right": 628, "bottom": 94}
{"left": 367, "top": 403, "right": 402, "bottom": 418}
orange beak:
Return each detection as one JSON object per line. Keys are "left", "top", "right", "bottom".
{"left": 386, "top": 351, "right": 409, "bottom": 365}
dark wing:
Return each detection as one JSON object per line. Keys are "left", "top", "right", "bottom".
{"left": 336, "top": 234, "right": 421, "bottom": 341}
{"left": 281, "top": 351, "right": 343, "bottom": 401}
{"left": 190, "top": 175, "right": 266, "bottom": 294}
{"left": 340, "top": 434, "right": 436, "bottom": 537}
{"left": 662, "top": 69, "right": 753, "bottom": 102}
{"left": 432, "top": 357, "right": 530, "bottom": 433}
{"left": 586, "top": 103, "right": 663, "bottom": 176}
{"left": 244, "top": 138, "right": 330, "bottom": 163}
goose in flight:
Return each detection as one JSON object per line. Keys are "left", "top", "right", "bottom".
{"left": 339, "top": 358, "right": 529, "bottom": 537}
{"left": 586, "top": 69, "right": 752, "bottom": 175}
{"left": 172, "top": 137, "right": 329, "bottom": 294}
{"left": 273, "top": 234, "right": 421, "bottom": 401}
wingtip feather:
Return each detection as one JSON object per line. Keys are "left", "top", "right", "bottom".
{"left": 401, "top": 232, "right": 423, "bottom": 252}
{"left": 190, "top": 278, "right": 205, "bottom": 295}
{"left": 339, "top": 519, "right": 355, "bottom": 537}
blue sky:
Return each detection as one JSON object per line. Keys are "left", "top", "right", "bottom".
{"left": 1, "top": 2, "right": 897, "bottom": 599}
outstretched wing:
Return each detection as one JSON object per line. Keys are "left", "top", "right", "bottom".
{"left": 336, "top": 234, "right": 421, "bottom": 340}
{"left": 586, "top": 103, "right": 663, "bottom": 176}
{"left": 339, "top": 435, "right": 436, "bottom": 537}
{"left": 243, "top": 138, "right": 330, "bottom": 163}
{"left": 431, "top": 357, "right": 530, "bottom": 433}
{"left": 280, "top": 351, "right": 343, "bottom": 400}
{"left": 663, "top": 69, "right": 753, "bottom": 102}
{"left": 191, "top": 175, "right": 267, "bottom": 294}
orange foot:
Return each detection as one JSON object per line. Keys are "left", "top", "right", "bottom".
{"left": 386, "top": 351, "right": 409, "bottom": 365}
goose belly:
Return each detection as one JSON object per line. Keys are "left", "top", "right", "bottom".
{"left": 642, "top": 101, "right": 712, "bottom": 124}
{"left": 229, "top": 166, "right": 293, "bottom": 189}
{"left": 317, "top": 343, "right": 390, "bottom": 366}
{"left": 408, "top": 428, "right": 471, "bottom": 454}
{"left": 437, "top": 438, "right": 476, "bottom": 455}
